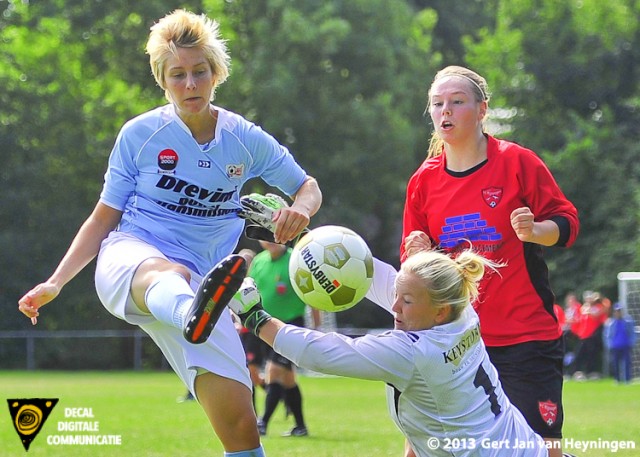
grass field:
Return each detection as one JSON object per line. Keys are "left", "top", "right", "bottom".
{"left": 1, "top": 371, "right": 638, "bottom": 456}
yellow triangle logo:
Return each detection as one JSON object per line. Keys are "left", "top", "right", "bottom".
{"left": 7, "top": 398, "right": 59, "bottom": 451}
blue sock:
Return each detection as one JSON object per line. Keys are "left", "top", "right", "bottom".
{"left": 224, "top": 445, "right": 265, "bottom": 457}
{"left": 145, "top": 272, "right": 194, "bottom": 328}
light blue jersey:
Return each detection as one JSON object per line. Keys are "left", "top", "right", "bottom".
{"left": 100, "top": 104, "right": 307, "bottom": 275}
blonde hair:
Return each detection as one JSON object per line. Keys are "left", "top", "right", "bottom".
{"left": 401, "top": 249, "right": 499, "bottom": 322}
{"left": 146, "top": 9, "right": 230, "bottom": 102}
{"left": 425, "top": 66, "right": 491, "bottom": 159}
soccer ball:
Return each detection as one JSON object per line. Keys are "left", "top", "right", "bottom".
{"left": 289, "top": 225, "right": 374, "bottom": 312}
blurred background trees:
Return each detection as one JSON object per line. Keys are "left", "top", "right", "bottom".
{"left": 2, "top": 0, "right": 639, "bottom": 341}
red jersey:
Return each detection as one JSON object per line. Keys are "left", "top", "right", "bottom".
{"left": 575, "top": 302, "right": 607, "bottom": 339}
{"left": 553, "top": 304, "right": 566, "bottom": 331}
{"left": 565, "top": 299, "right": 583, "bottom": 336}
{"left": 402, "top": 135, "right": 579, "bottom": 346}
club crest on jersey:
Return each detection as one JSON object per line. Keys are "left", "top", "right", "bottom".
{"left": 538, "top": 400, "right": 558, "bottom": 426}
{"left": 482, "top": 187, "right": 503, "bottom": 208}
{"left": 226, "top": 164, "right": 244, "bottom": 178}
{"left": 158, "top": 149, "right": 179, "bottom": 173}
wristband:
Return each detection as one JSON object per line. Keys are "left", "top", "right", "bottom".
{"left": 242, "top": 309, "right": 272, "bottom": 336}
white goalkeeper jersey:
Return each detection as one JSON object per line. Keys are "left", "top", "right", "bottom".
{"left": 274, "top": 259, "right": 547, "bottom": 457}
{"left": 99, "top": 104, "right": 306, "bottom": 275}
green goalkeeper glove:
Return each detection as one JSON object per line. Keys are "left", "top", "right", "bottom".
{"left": 239, "top": 193, "right": 290, "bottom": 233}
{"left": 227, "top": 278, "right": 272, "bottom": 336}
{"left": 239, "top": 193, "right": 309, "bottom": 246}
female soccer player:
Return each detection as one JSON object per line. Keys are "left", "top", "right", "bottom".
{"left": 228, "top": 250, "right": 548, "bottom": 457}
{"left": 18, "top": 9, "right": 321, "bottom": 457}
{"left": 402, "top": 65, "right": 579, "bottom": 457}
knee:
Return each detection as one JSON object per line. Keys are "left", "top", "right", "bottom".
{"left": 131, "top": 260, "right": 191, "bottom": 308}
{"left": 235, "top": 409, "right": 261, "bottom": 434}
{"left": 160, "top": 262, "right": 191, "bottom": 282}
{"left": 135, "top": 259, "right": 191, "bottom": 289}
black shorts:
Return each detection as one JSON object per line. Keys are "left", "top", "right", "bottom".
{"left": 265, "top": 316, "right": 306, "bottom": 370}
{"left": 486, "top": 338, "right": 564, "bottom": 439}
{"left": 241, "top": 331, "right": 267, "bottom": 367}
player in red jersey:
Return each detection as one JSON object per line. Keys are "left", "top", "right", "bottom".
{"left": 402, "top": 65, "right": 579, "bottom": 457}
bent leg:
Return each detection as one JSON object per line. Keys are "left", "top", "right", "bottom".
{"left": 131, "top": 257, "right": 191, "bottom": 313}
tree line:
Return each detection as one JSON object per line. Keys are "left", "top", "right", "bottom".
{"left": 1, "top": 0, "right": 639, "bottom": 344}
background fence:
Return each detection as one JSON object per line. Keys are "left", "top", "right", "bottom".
{"left": 0, "top": 325, "right": 377, "bottom": 371}
{"left": 0, "top": 329, "right": 168, "bottom": 371}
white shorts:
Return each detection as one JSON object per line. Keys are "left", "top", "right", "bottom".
{"left": 95, "top": 231, "right": 251, "bottom": 394}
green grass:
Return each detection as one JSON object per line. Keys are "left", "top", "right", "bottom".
{"left": 0, "top": 371, "right": 638, "bottom": 456}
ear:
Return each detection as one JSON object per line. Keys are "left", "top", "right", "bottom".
{"left": 478, "top": 100, "right": 488, "bottom": 121}
{"left": 434, "top": 304, "right": 453, "bottom": 325}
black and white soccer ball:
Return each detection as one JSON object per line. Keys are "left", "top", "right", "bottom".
{"left": 289, "top": 225, "right": 374, "bottom": 312}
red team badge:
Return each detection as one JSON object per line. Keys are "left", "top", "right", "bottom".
{"left": 482, "top": 187, "right": 503, "bottom": 208}
{"left": 538, "top": 400, "right": 558, "bottom": 426}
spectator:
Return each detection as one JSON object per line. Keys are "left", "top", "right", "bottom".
{"left": 563, "top": 293, "right": 583, "bottom": 336}
{"left": 604, "top": 303, "right": 636, "bottom": 383}
{"left": 562, "top": 293, "right": 583, "bottom": 371}
{"left": 553, "top": 303, "right": 566, "bottom": 332}
{"left": 571, "top": 292, "right": 608, "bottom": 380}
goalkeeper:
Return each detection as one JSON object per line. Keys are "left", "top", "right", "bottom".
{"left": 225, "top": 249, "right": 549, "bottom": 457}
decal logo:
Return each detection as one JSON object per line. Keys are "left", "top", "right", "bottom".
{"left": 482, "top": 187, "right": 503, "bottom": 208}
{"left": 226, "top": 164, "right": 244, "bottom": 178}
{"left": 158, "top": 149, "right": 179, "bottom": 171}
{"left": 8, "top": 398, "right": 58, "bottom": 451}
{"left": 198, "top": 160, "right": 211, "bottom": 169}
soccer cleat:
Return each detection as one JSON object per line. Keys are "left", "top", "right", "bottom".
{"left": 257, "top": 419, "right": 267, "bottom": 436}
{"left": 282, "top": 425, "right": 308, "bottom": 437}
{"left": 176, "top": 391, "right": 195, "bottom": 403}
{"left": 183, "top": 255, "right": 247, "bottom": 344}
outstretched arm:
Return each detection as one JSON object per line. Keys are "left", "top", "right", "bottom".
{"left": 227, "top": 280, "right": 412, "bottom": 383}
{"left": 18, "top": 202, "right": 122, "bottom": 324}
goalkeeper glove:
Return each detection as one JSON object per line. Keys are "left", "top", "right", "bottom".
{"left": 239, "top": 193, "right": 309, "bottom": 246}
{"left": 227, "top": 277, "right": 272, "bottom": 336}
{"left": 239, "top": 193, "right": 290, "bottom": 233}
